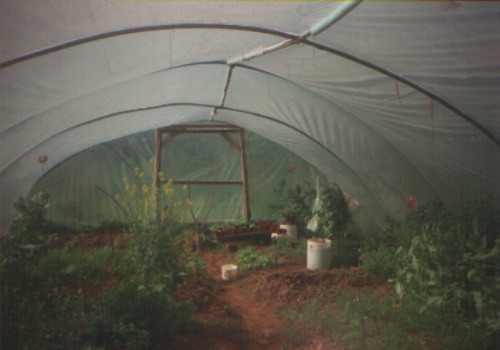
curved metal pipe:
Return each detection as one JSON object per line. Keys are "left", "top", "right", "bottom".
{"left": 1, "top": 21, "right": 496, "bottom": 145}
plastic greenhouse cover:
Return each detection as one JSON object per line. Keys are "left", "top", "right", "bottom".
{"left": 31, "top": 128, "right": 360, "bottom": 230}
{"left": 1, "top": 1, "right": 499, "bottom": 236}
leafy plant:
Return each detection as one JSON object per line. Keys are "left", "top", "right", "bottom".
{"left": 233, "top": 218, "right": 257, "bottom": 228}
{"left": 77, "top": 220, "right": 130, "bottom": 234}
{"left": 114, "top": 160, "right": 180, "bottom": 233}
{"left": 269, "top": 179, "right": 315, "bottom": 233}
{"left": 395, "top": 199, "right": 499, "bottom": 338}
{"left": 282, "top": 289, "right": 493, "bottom": 350}
{"left": 362, "top": 244, "right": 400, "bottom": 280}
{"left": 85, "top": 278, "right": 193, "bottom": 349}
{"left": 113, "top": 160, "right": 185, "bottom": 284}
{"left": 270, "top": 237, "right": 307, "bottom": 263}
{"left": 331, "top": 236, "right": 361, "bottom": 268}
{"left": 10, "top": 191, "right": 55, "bottom": 247}
{"left": 236, "top": 246, "right": 273, "bottom": 270}
{"left": 313, "top": 184, "right": 352, "bottom": 239}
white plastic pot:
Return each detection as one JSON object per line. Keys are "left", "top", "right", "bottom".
{"left": 280, "top": 224, "right": 298, "bottom": 242}
{"left": 221, "top": 264, "right": 238, "bottom": 281}
{"left": 307, "top": 238, "right": 332, "bottom": 270}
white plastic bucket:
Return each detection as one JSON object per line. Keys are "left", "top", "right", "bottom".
{"left": 221, "top": 264, "right": 238, "bottom": 281}
{"left": 280, "top": 224, "right": 298, "bottom": 242}
{"left": 307, "top": 239, "right": 332, "bottom": 270}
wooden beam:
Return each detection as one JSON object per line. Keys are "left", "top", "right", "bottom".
{"left": 159, "top": 124, "right": 242, "bottom": 133}
{"left": 164, "top": 129, "right": 239, "bottom": 134}
{"left": 161, "top": 133, "right": 179, "bottom": 147}
{"left": 239, "top": 129, "right": 251, "bottom": 219}
{"left": 220, "top": 132, "right": 241, "bottom": 153}
{"left": 156, "top": 124, "right": 252, "bottom": 220}
{"left": 154, "top": 129, "right": 162, "bottom": 222}
{"left": 161, "top": 180, "right": 243, "bottom": 186}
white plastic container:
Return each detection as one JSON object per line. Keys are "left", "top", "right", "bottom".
{"left": 280, "top": 224, "right": 298, "bottom": 242}
{"left": 307, "top": 238, "right": 332, "bottom": 270}
{"left": 221, "top": 264, "right": 238, "bottom": 281}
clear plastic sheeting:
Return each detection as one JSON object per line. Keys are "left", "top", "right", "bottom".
{"left": 1, "top": 1, "right": 499, "bottom": 235}
{"left": 31, "top": 129, "right": 326, "bottom": 230}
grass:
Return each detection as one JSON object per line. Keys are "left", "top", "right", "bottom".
{"left": 269, "top": 237, "right": 308, "bottom": 263}
{"left": 0, "top": 235, "right": 193, "bottom": 350}
{"left": 279, "top": 287, "right": 495, "bottom": 350}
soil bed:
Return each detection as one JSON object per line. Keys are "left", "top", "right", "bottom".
{"left": 176, "top": 245, "right": 390, "bottom": 350}
{"left": 48, "top": 233, "right": 391, "bottom": 349}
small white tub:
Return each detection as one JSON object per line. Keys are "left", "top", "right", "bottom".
{"left": 221, "top": 264, "right": 238, "bottom": 281}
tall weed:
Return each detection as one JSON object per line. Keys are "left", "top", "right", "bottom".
{"left": 394, "top": 199, "right": 498, "bottom": 342}
{"left": 84, "top": 278, "right": 193, "bottom": 349}
{"left": 282, "top": 289, "right": 492, "bottom": 349}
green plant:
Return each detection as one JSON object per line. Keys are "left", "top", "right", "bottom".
{"left": 282, "top": 288, "right": 493, "bottom": 350}
{"left": 233, "top": 218, "right": 257, "bottom": 228}
{"left": 1, "top": 191, "right": 60, "bottom": 348}
{"left": 113, "top": 161, "right": 185, "bottom": 284}
{"left": 331, "top": 236, "right": 360, "bottom": 268}
{"left": 10, "top": 191, "right": 55, "bottom": 248}
{"left": 395, "top": 199, "right": 499, "bottom": 338}
{"left": 269, "top": 179, "right": 315, "bottom": 229}
{"left": 77, "top": 220, "right": 130, "bottom": 234}
{"left": 236, "top": 247, "right": 273, "bottom": 270}
{"left": 114, "top": 161, "right": 180, "bottom": 233}
{"left": 362, "top": 244, "right": 399, "bottom": 280}
{"left": 85, "top": 278, "right": 193, "bottom": 349}
{"left": 126, "top": 221, "right": 185, "bottom": 288}
{"left": 269, "top": 237, "right": 307, "bottom": 263}
{"left": 313, "top": 184, "right": 352, "bottom": 239}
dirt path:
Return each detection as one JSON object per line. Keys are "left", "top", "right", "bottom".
{"left": 201, "top": 250, "right": 286, "bottom": 350}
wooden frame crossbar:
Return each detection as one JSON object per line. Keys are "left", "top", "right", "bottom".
{"left": 155, "top": 124, "right": 251, "bottom": 219}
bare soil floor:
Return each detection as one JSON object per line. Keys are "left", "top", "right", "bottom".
{"left": 179, "top": 245, "right": 388, "bottom": 350}
{"left": 55, "top": 234, "right": 389, "bottom": 349}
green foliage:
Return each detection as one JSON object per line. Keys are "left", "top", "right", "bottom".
{"left": 34, "top": 248, "right": 119, "bottom": 288}
{"left": 282, "top": 290, "right": 494, "bottom": 350}
{"left": 77, "top": 220, "right": 130, "bottom": 234}
{"left": 331, "top": 236, "right": 361, "bottom": 268}
{"left": 126, "top": 222, "right": 185, "bottom": 287}
{"left": 84, "top": 278, "right": 193, "bottom": 349}
{"left": 314, "top": 184, "right": 352, "bottom": 239}
{"left": 233, "top": 218, "right": 257, "bottom": 228}
{"left": 114, "top": 161, "right": 181, "bottom": 234}
{"left": 112, "top": 161, "right": 188, "bottom": 285}
{"left": 11, "top": 191, "right": 51, "bottom": 243}
{"left": 394, "top": 199, "right": 499, "bottom": 337}
{"left": 9, "top": 191, "right": 56, "bottom": 251}
{"left": 1, "top": 182, "right": 193, "bottom": 349}
{"left": 35, "top": 250, "right": 88, "bottom": 287}
{"left": 309, "top": 184, "right": 357, "bottom": 267}
{"left": 236, "top": 246, "right": 273, "bottom": 270}
{"left": 0, "top": 192, "right": 61, "bottom": 348}
{"left": 362, "top": 244, "right": 400, "bottom": 280}
{"left": 329, "top": 292, "right": 418, "bottom": 349}
{"left": 270, "top": 237, "right": 308, "bottom": 263}
{"left": 269, "top": 179, "right": 315, "bottom": 230}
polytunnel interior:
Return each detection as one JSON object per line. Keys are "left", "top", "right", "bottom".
{"left": 1, "top": 0, "right": 500, "bottom": 236}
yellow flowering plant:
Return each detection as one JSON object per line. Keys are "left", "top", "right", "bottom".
{"left": 114, "top": 160, "right": 179, "bottom": 234}
{"left": 113, "top": 159, "right": 184, "bottom": 283}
